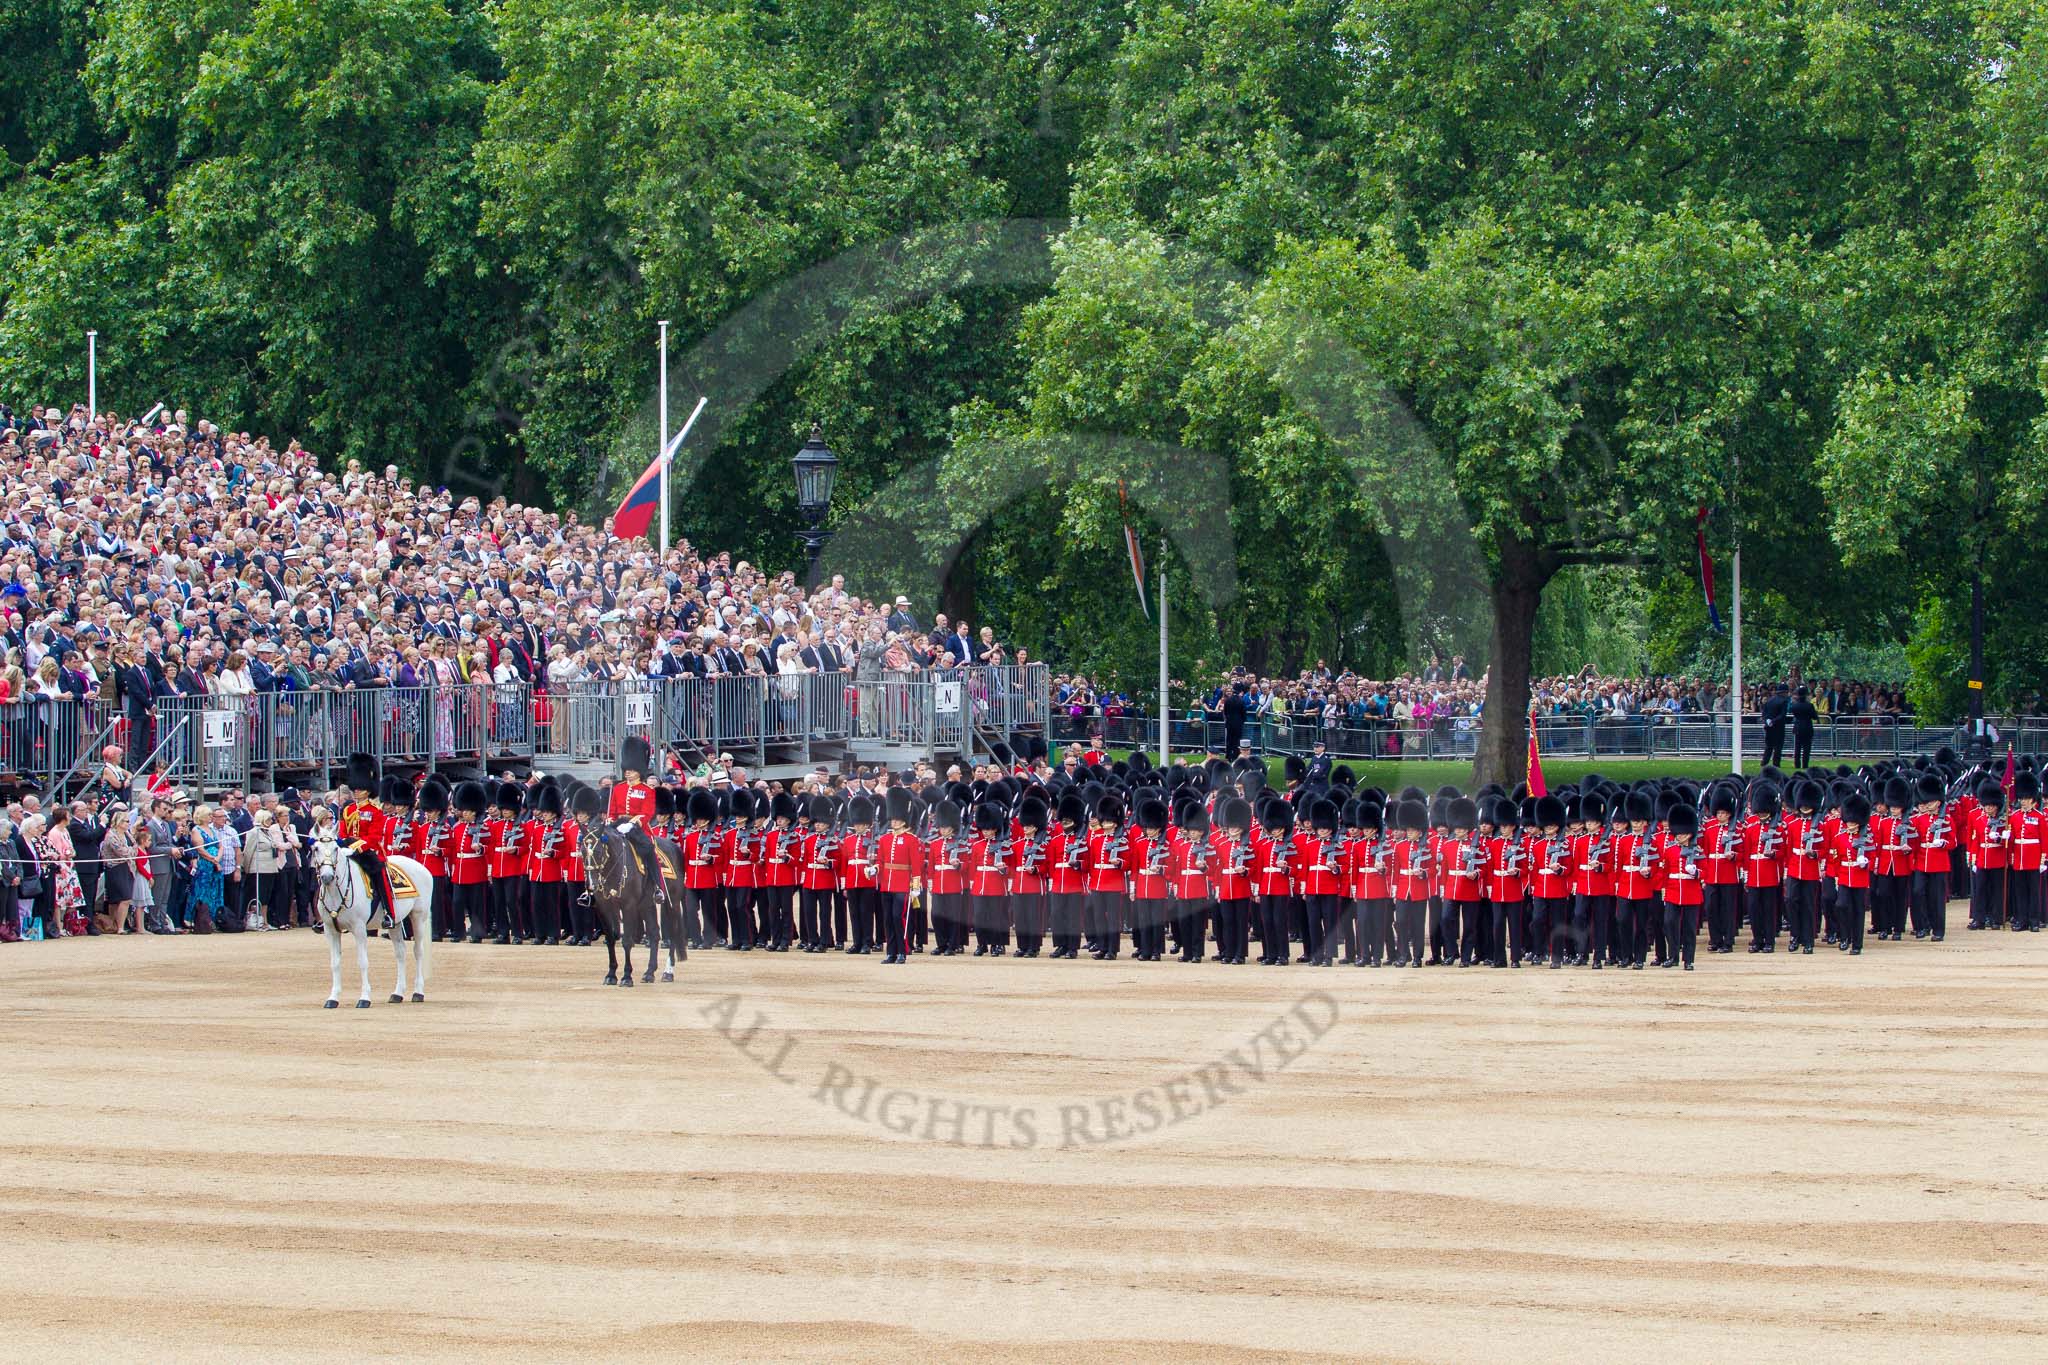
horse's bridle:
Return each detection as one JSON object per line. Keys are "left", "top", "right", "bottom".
{"left": 311, "top": 835, "right": 350, "bottom": 921}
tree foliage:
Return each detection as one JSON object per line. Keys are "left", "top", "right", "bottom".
{"left": 0, "top": 0, "right": 2042, "bottom": 729}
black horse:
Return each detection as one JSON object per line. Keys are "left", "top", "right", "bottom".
{"left": 577, "top": 819, "right": 667, "bottom": 986}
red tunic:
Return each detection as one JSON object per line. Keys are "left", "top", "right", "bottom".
{"left": 1085, "top": 831, "right": 1128, "bottom": 895}
{"left": 1697, "top": 817, "right": 1742, "bottom": 886}
{"left": 2012, "top": 809, "right": 2047, "bottom": 873}
{"left": 1169, "top": 830, "right": 1213, "bottom": 901}
{"left": 681, "top": 827, "right": 720, "bottom": 889}
{"left": 1524, "top": 834, "right": 1570, "bottom": 900}
{"left": 1292, "top": 831, "right": 1343, "bottom": 898}
{"left": 1441, "top": 833, "right": 1486, "bottom": 903}
{"left": 607, "top": 782, "right": 655, "bottom": 820}
{"left": 1781, "top": 815, "right": 1825, "bottom": 883}
{"left": 1967, "top": 806, "right": 2011, "bottom": 870}
{"left": 923, "top": 833, "right": 967, "bottom": 896}
{"left": 1655, "top": 843, "right": 1704, "bottom": 905}
{"left": 1826, "top": 828, "right": 1873, "bottom": 889}
{"left": 1908, "top": 810, "right": 1956, "bottom": 875}
{"left": 1343, "top": 833, "right": 1392, "bottom": 902}
{"left": 1045, "top": 829, "right": 1087, "bottom": 896}
{"left": 1738, "top": 817, "right": 1785, "bottom": 888}
{"left": 967, "top": 835, "right": 1010, "bottom": 898}
{"left": 799, "top": 830, "right": 838, "bottom": 891}
{"left": 1209, "top": 831, "right": 1254, "bottom": 901}
{"left": 872, "top": 830, "right": 921, "bottom": 894}
{"left": 1390, "top": 837, "right": 1431, "bottom": 902}
{"left": 1128, "top": 831, "right": 1172, "bottom": 900}
{"left": 1484, "top": 834, "right": 1526, "bottom": 903}
{"left": 450, "top": 819, "right": 491, "bottom": 886}
{"left": 485, "top": 816, "right": 522, "bottom": 879}
{"left": 759, "top": 827, "right": 799, "bottom": 887}
{"left": 528, "top": 819, "right": 564, "bottom": 883}
{"left": 1611, "top": 831, "right": 1659, "bottom": 902}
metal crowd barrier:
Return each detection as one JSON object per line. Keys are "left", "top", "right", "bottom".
{"left": 129, "top": 663, "right": 1049, "bottom": 794}
{"left": 0, "top": 697, "right": 123, "bottom": 794}
{"left": 1048, "top": 708, "right": 2045, "bottom": 765}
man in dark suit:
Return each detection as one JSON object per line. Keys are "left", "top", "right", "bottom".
{"left": 1760, "top": 684, "right": 1790, "bottom": 769}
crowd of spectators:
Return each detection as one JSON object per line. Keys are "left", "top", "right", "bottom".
{"left": 0, "top": 398, "right": 1021, "bottom": 785}
{"left": 1047, "top": 657, "right": 1920, "bottom": 754}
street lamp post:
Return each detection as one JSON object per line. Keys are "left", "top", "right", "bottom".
{"left": 792, "top": 423, "right": 838, "bottom": 594}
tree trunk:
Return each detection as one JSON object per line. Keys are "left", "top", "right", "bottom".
{"left": 939, "top": 537, "right": 977, "bottom": 631}
{"left": 1473, "top": 541, "right": 1549, "bottom": 789}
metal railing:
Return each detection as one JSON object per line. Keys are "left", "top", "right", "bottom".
{"left": 1049, "top": 709, "right": 2048, "bottom": 765}
{"left": 0, "top": 696, "right": 123, "bottom": 795}
{"left": 131, "top": 665, "right": 1053, "bottom": 794}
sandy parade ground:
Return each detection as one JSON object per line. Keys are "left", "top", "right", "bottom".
{"left": 4, "top": 923, "right": 2047, "bottom": 1363}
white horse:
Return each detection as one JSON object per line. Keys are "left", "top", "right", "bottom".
{"left": 310, "top": 831, "right": 435, "bottom": 1008}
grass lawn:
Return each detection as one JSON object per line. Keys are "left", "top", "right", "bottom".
{"left": 1108, "top": 751, "right": 1732, "bottom": 791}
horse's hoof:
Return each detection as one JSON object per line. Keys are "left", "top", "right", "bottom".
{"left": 661, "top": 971, "right": 674, "bottom": 983}
{"left": 355, "top": 999, "right": 371, "bottom": 1009}
{"left": 411, "top": 993, "right": 424, "bottom": 1003}
{"left": 619, "top": 975, "right": 634, "bottom": 988}
{"left": 389, "top": 993, "right": 404, "bottom": 1004}
{"left": 603, "top": 973, "right": 617, "bottom": 986}
{"left": 323, "top": 999, "right": 339, "bottom": 1009}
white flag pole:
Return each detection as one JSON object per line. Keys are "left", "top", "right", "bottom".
{"left": 657, "top": 321, "right": 670, "bottom": 559}
{"left": 1158, "top": 535, "right": 1169, "bottom": 769}
{"left": 87, "top": 331, "right": 97, "bottom": 420}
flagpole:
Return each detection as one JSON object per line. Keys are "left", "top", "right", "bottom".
{"left": 1731, "top": 553, "right": 1744, "bottom": 774}
{"left": 86, "top": 330, "right": 97, "bottom": 420}
{"left": 657, "top": 320, "right": 670, "bottom": 560}
{"left": 1158, "top": 535, "right": 1168, "bottom": 769}
{"left": 1730, "top": 448, "right": 1743, "bottom": 776}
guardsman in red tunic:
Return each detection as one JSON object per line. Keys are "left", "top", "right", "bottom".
{"left": 682, "top": 788, "right": 723, "bottom": 949}
{"left": 1525, "top": 796, "right": 1571, "bottom": 967}
{"left": 1780, "top": 779, "right": 1826, "bottom": 954}
{"left": 967, "top": 799, "right": 1011, "bottom": 958}
{"left": 1740, "top": 783, "right": 1785, "bottom": 953}
{"left": 1011, "top": 795, "right": 1051, "bottom": 958}
{"left": 560, "top": 786, "right": 589, "bottom": 946}
{"left": 1697, "top": 785, "right": 1743, "bottom": 954}
{"left": 1388, "top": 798, "right": 1430, "bottom": 968}
{"left": 1610, "top": 791, "right": 1659, "bottom": 970}
{"left": 1291, "top": 798, "right": 1344, "bottom": 967}
{"left": 609, "top": 736, "right": 658, "bottom": 825}
{"left": 1086, "top": 797, "right": 1130, "bottom": 961}
{"left": 1484, "top": 797, "right": 1528, "bottom": 969}
{"left": 720, "top": 788, "right": 759, "bottom": 951}
{"left": 838, "top": 795, "right": 878, "bottom": 955}
{"left": 923, "top": 797, "right": 968, "bottom": 956}
{"left": 1907, "top": 773, "right": 1957, "bottom": 940}
{"left": 1170, "top": 799, "right": 1214, "bottom": 963}
{"left": 449, "top": 780, "right": 493, "bottom": 942}
{"left": 485, "top": 781, "right": 524, "bottom": 943}
{"left": 1966, "top": 780, "right": 2012, "bottom": 931}
{"left": 1567, "top": 793, "right": 1610, "bottom": 969}
{"left": 2009, "top": 770, "right": 2045, "bottom": 932}
{"left": 527, "top": 783, "right": 566, "bottom": 944}
{"left": 1439, "top": 797, "right": 1485, "bottom": 968}
{"left": 1827, "top": 793, "right": 1874, "bottom": 955}
{"left": 1127, "top": 796, "right": 1174, "bottom": 962}
{"left": 1045, "top": 795, "right": 1088, "bottom": 959}
{"left": 1249, "top": 800, "right": 1293, "bottom": 966}
{"left": 413, "top": 779, "right": 457, "bottom": 943}
{"left": 875, "top": 788, "right": 923, "bottom": 964}
{"left": 1209, "top": 795, "right": 1255, "bottom": 965}
{"left": 1655, "top": 805, "right": 1704, "bottom": 970}
{"left": 1870, "top": 777, "right": 1910, "bottom": 941}
{"left": 759, "top": 793, "right": 800, "bottom": 952}
{"left": 1342, "top": 799, "right": 1392, "bottom": 967}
